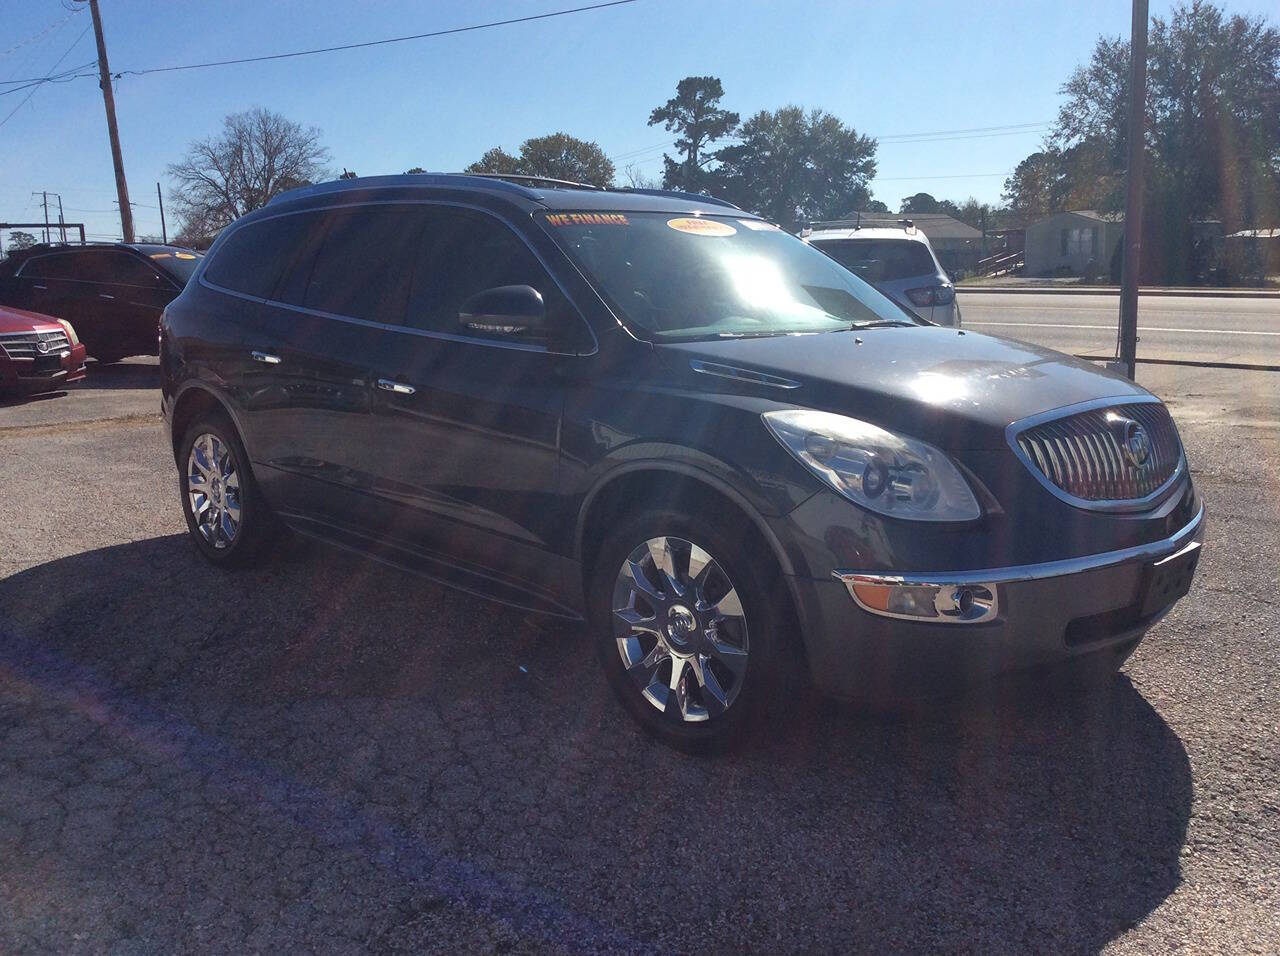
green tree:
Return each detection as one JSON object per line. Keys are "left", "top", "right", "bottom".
{"left": 713, "top": 106, "right": 876, "bottom": 229}
{"left": 1053, "top": 1, "right": 1280, "bottom": 280}
{"left": 1001, "top": 144, "right": 1119, "bottom": 223}
{"left": 1002, "top": 151, "right": 1061, "bottom": 222}
{"left": 466, "top": 147, "right": 521, "bottom": 175}
{"left": 405, "top": 167, "right": 427, "bottom": 175}
{"left": 899, "top": 192, "right": 960, "bottom": 215}
{"left": 465, "top": 133, "right": 615, "bottom": 187}
{"left": 5, "top": 230, "right": 37, "bottom": 251}
{"left": 647, "top": 76, "right": 739, "bottom": 192}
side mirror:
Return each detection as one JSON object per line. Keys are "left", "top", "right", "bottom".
{"left": 458, "top": 284, "right": 545, "bottom": 336}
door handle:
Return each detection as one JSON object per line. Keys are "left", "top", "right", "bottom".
{"left": 376, "top": 378, "right": 416, "bottom": 395}
{"left": 98, "top": 292, "right": 115, "bottom": 300}
{"left": 251, "top": 350, "right": 282, "bottom": 365}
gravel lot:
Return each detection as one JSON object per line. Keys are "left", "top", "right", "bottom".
{"left": 1, "top": 360, "right": 1276, "bottom": 953}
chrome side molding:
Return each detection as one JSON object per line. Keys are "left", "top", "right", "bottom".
{"left": 690, "top": 360, "right": 801, "bottom": 390}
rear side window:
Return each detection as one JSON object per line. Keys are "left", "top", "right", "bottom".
{"left": 20, "top": 253, "right": 83, "bottom": 280}
{"left": 204, "top": 213, "right": 326, "bottom": 299}
{"left": 94, "top": 251, "right": 164, "bottom": 287}
{"left": 301, "top": 205, "right": 426, "bottom": 324}
{"left": 406, "top": 209, "right": 567, "bottom": 343}
{"left": 811, "top": 238, "right": 936, "bottom": 282}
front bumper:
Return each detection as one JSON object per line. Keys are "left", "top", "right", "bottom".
{"left": 790, "top": 503, "right": 1205, "bottom": 701}
{"left": 0, "top": 345, "right": 87, "bottom": 394}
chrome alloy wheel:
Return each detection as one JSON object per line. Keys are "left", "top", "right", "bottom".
{"left": 187, "top": 433, "right": 242, "bottom": 549}
{"left": 611, "top": 536, "right": 749, "bottom": 723}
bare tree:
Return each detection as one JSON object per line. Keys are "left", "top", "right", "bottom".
{"left": 622, "top": 163, "right": 660, "bottom": 189}
{"left": 167, "top": 107, "right": 329, "bottom": 244}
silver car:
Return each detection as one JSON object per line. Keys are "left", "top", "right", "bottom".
{"left": 806, "top": 220, "right": 960, "bottom": 326}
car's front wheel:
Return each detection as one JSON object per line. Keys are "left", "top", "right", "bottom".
{"left": 177, "top": 413, "right": 277, "bottom": 567}
{"left": 591, "top": 509, "right": 782, "bottom": 752}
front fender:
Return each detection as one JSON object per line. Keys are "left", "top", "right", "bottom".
{"left": 572, "top": 445, "right": 809, "bottom": 578}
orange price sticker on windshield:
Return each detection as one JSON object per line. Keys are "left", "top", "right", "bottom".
{"left": 666, "top": 217, "right": 736, "bottom": 237}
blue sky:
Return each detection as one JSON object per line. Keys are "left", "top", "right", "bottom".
{"left": 2, "top": 0, "right": 1274, "bottom": 242}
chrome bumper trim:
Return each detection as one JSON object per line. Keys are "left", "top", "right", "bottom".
{"left": 834, "top": 502, "right": 1204, "bottom": 591}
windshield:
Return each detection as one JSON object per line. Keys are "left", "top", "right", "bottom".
{"left": 809, "top": 237, "right": 937, "bottom": 282}
{"left": 539, "top": 211, "right": 916, "bottom": 340}
{"left": 148, "top": 249, "right": 203, "bottom": 285}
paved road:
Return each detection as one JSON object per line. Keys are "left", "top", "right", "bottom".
{"left": 959, "top": 292, "right": 1280, "bottom": 366}
{"left": 0, "top": 358, "right": 158, "bottom": 430}
{"left": 0, "top": 365, "right": 1277, "bottom": 952}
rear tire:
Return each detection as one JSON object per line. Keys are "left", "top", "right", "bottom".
{"left": 177, "top": 412, "right": 278, "bottom": 567}
{"left": 590, "top": 507, "right": 785, "bottom": 753}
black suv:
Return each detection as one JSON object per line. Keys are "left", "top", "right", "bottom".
{"left": 160, "top": 174, "right": 1203, "bottom": 749}
{"left": 0, "top": 242, "right": 202, "bottom": 362}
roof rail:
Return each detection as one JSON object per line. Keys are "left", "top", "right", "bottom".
{"left": 809, "top": 217, "right": 916, "bottom": 232}
{"left": 7, "top": 240, "right": 101, "bottom": 254}
{"left": 461, "top": 172, "right": 601, "bottom": 191}
{"left": 616, "top": 187, "right": 741, "bottom": 210}
{"left": 266, "top": 172, "right": 545, "bottom": 206}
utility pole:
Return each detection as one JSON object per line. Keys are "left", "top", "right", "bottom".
{"left": 57, "top": 194, "right": 67, "bottom": 243}
{"left": 84, "top": 0, "right": 134, "bottom": 243}
{"left": 157, "top": 182, "right": 167, "bottom": 244}
{"left": 1118, "top": 0, "right": 1149, "bottom": 380}
{"left": 40, "top": 191, "right": 50, "bottom": 243}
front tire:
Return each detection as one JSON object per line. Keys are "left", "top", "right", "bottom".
{"left": 590, "top": 508, "right": 783, "bottom": 753}
{"left": 177, "top": 413, "right": 277, "bottom": 567}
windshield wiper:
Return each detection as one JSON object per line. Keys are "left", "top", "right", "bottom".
{"left": 850, "top": 319, "right": 916, "bottom": 330}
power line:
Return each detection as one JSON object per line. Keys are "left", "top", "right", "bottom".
{"left": 0, "top": 60, "right": 97, "bottom": 95}
{"left": 0, "top": 27, "right": 90, "bottom": 128}
{"left": 872, "top": 172, "right": 1011, "bottom": 181}
{"left": 0, "top": 9, "right": 81, "bottom": 61}
{"left": 612, "top": 140, "right": 673, "bottom": 160}
{"left": 876, "top": 121, "right": 1051, "bottom": 140}
{"left": 620, "top": 120, "right": 1054, "bottom": 167}
{"left": 0, "top": 57, "right": 98, "bottom": 87}
{"left": 114, "top": 0, "right": 638, "bottom": 77}
{"left": 877, "top": 127, "right": 1051, "bottom": 145}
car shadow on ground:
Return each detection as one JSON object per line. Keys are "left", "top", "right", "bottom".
{"left": 69, "top": 358, "right": 160, "bottom": 390}
{"left": 0, "top": 533, "right": 1192, "bottom": 952}
{"left": 0, "top": 389, "right": 69, "bottom": 409}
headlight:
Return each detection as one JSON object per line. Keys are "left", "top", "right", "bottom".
{"left": 762, "top": 409, "right": 981, "bottom": 521}
{"left": 54, "top": 318, "right": 80, "bottom": 345}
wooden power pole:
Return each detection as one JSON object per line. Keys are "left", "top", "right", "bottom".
{"left": 1118, "top": 0, "right": 1149, "bottom": 380}
{"left": 157, "top": 182, "right": 167, "bottom": 243}
{"left": 85, "top": 0, "right": 134, "bottom": 243}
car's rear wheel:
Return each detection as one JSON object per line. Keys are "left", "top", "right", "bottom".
{"left": 591, "top": 509, "right": 782, "bottom": 752}
{"left": 178, "top": 414, "right": 277, "bottom": 567}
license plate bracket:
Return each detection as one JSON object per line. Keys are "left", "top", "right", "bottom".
{"left": 1139, "top": 541, "right": 1201, "bottom": 617}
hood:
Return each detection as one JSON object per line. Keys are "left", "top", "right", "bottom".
{"left": 661, "top": 326, "right": 1150, "bottom": 450}
{"left": 0, "top": 304, "right": 63, "bottom": 334}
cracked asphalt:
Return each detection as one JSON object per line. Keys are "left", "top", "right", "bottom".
{"left": 1, "top": 359, "right": 1277, "bottom": 953}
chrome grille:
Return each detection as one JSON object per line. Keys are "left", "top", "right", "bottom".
{"left": 0, "top": 329, "right": 71, "bottom": 359}
{"left": 1014, "top": 401, "right": 1183, "bottom": 505}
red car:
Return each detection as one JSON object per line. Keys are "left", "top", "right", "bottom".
{"left": 0, "top": 304, "right": 87, "bottom": 395}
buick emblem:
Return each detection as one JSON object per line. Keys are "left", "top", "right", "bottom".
{"left": 1117, "top": 418, "right": 1152, "bottom": 468}
{"left": 36, "top": 339, "right": 50, "bottom": 354}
